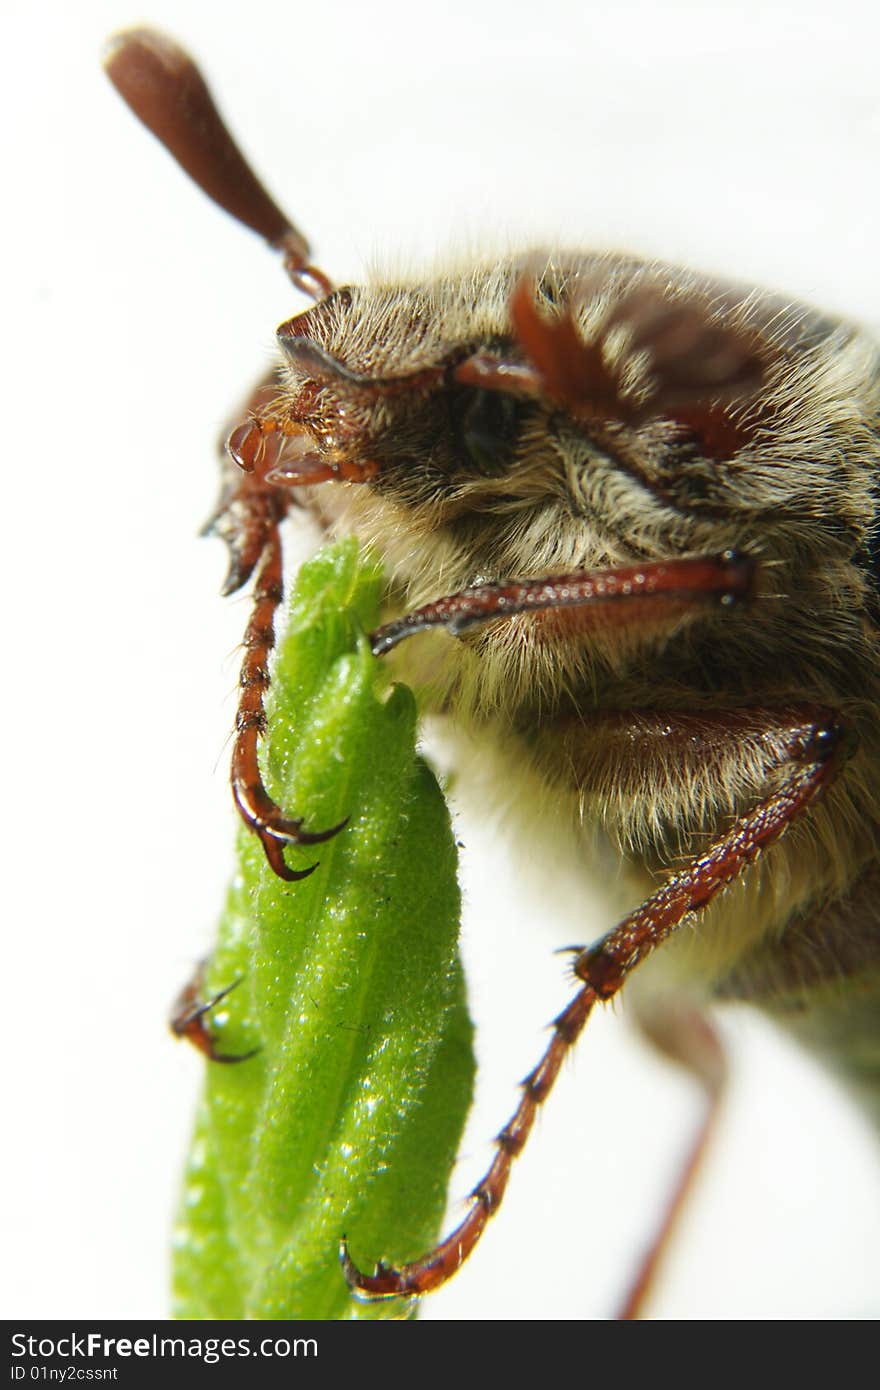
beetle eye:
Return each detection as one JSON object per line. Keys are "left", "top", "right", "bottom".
{"left": 448, "top": 386, "right": 522, "bottom": 476}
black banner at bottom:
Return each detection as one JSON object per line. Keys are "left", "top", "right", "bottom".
{"left": 4, "top": 1321, "right": 424, "bottom": 1385}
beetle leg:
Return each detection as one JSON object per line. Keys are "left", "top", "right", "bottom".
{"left": 614, "top": 1001, "right": 727, "bottom": 1320}
{"left": 341, "top": 713, "right": 846, "bottom": 1300}
{"left": 231, "top": 521, "right": 348, "bottom": 881}
{"left": 170, "top": 966, "right": 259, "bottom": 1064}
{"left": 578, "top": 721, "right": 846, "bottom": 999}
{"left": 369, "top": 552, "right": 754, "bottom": 656}
{"left": 203, "top": 374, "right": 349, "bottom": 879}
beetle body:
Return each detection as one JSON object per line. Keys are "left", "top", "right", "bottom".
{"left": 266, "top": 255, "right": 880, "bottom": 1024}
{"left": 105, "top": 29, "right": 880, "bottom": 1309}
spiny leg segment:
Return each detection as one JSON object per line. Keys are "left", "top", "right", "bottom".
{"left": 341, "top": 714, "right": 846, "bottom": 1299}
{"left": 203, "top": 373, "right": 353, "bottom": 880}
{"left": 230, "top": 519, "right": 350, "bottom": 881}
{"left": 170, "top": 967, "right": 259, "bottom": 1064}
{"left": 369, "top": 552, "right": 754, "bottom": 655}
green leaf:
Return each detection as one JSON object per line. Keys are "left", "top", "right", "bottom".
{"left": 171, "top": 538, "right": 475, "bottom": 1320}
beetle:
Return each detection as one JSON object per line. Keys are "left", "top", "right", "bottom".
{"left": 105, "top": 26, "right": 880, "bottom": 1315}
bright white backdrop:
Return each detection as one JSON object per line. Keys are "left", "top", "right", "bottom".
{"left": 3, "top": 0, "right": 880, "bottom": 1321}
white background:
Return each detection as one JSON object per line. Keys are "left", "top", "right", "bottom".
{"left": 3, "top": 0, "right": 880, "bottom": 1322}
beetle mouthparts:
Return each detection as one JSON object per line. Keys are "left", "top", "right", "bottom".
{"left": 227, "top": 416, "right": 380, "bottom": 486}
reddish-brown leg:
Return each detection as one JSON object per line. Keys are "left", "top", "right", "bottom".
{"left": 577, "top": 723, "right": 845, "bottom": 999}
{"left": 202, "top": 375, "right": 350, "bottom": 880}
{"left": 370, "top": 552, "right": 754, "bottom": 655}
{"left": 614, "top": 1004, "right": 726, "bottom": 1320}
{"left": 170, "top": 967, "right": 259, "bottom": 1064}
{"left": 341, "top": 714, "right": 846, "bottom": 1299}
{"left": 230, "top": 521, "right": 350, "bottom": 881}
